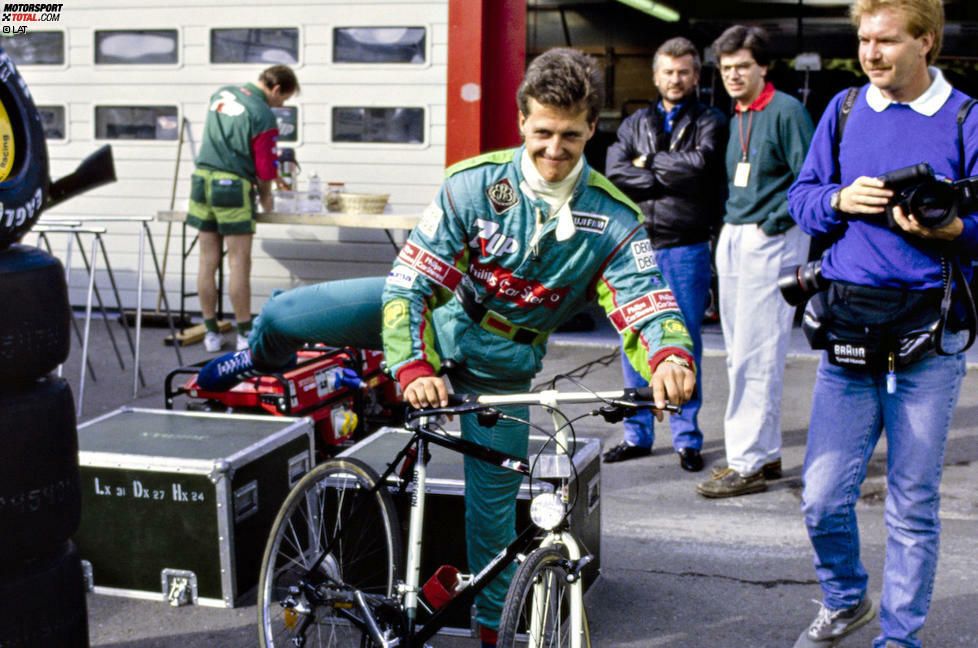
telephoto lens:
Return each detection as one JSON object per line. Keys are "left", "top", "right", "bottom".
{"left": 777, "top": 259, "right": 827, "bottom": 306}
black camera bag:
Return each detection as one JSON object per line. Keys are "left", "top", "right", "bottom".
{"left": 803, "top": 281, "right": 943, "bottom": 371}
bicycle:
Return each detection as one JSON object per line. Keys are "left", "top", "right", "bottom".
{"left": 257, "top": 381, "right": 676, "bottom": 648}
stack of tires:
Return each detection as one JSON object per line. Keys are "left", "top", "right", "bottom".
{"left": 0, "top": 48, "right": 90, "bottom": 647}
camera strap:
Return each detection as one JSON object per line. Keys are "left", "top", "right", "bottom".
{"left": 934, "top": 255, "right": 977, "bottom": 355}
{"left": 956, "top": 98, "right": 976, "bottom": 179}
{"left": 936, "top": 98, "right": 978, "bottom": 355}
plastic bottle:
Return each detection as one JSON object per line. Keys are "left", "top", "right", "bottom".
{"left": 306, "top": 173, "right": 322, "bottom": 213}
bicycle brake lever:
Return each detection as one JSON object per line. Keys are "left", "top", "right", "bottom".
{"left": 597, "top": 405, "right": 636, "bottom": 423}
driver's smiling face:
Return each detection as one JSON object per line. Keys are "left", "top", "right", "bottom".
{"left": 519, "top": 98, "right": 596, "bottom": 183}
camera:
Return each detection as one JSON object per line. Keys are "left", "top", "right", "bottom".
{"left": 879, "top": 162, "right": 978, "bottom": 230}
{"left": 778, "top": 259, "right": 827, "bottom": 306}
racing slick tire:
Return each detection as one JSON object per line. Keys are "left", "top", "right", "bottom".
{"left": 0, "top": 540, "right": 89, "bottom": 647}
{"left": 0, "top": 48, "right": 49, "bottom": 250}
{"left": 0, "top": 375, "right": 81, "bottom": 564}
{"left": 0, "top": 243, "right": 71, "bottom": 383}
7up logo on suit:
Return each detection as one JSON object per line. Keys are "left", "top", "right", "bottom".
{"left": 469, "top": 218, "right": 519, "bottom": 257}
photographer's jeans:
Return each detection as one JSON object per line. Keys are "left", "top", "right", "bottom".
{"left": 800, "top": 349, "right": 966, "bottom": 648}
{"left": 619, "top": 241, "right": 710, "bottom": 450}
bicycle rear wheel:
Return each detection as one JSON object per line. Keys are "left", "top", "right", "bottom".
{"left": 497, "top": 546, "right": 590, "bottom": 648}
{"left": 258, "top": 457, "right": 403, "bottom": 648}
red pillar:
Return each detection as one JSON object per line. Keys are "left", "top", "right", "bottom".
{"left": 446, "top": 0, "right": 526, "bottom": 167}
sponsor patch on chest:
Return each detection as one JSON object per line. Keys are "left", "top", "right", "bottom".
{"left": 468, "top": 259, "right": 570, "bottom": 309}
{"left": 571, "top": 212, "right": 608, "bottom": 234}
{"left": 485, "top": 178, "right": 520, "bottom": 215}
{"left": 630, "top": 239, "right": 657, "bottom": 272}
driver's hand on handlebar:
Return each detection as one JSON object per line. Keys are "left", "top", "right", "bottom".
{"left": 650, "top": 361, "right": 695, "bottom": 422}
{"left": 403, "top": 375, "right": 450, "bottom": 410}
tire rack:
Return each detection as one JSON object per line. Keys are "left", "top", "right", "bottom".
{"left": 0, "top": 245, "right": 89, "bottom": 646}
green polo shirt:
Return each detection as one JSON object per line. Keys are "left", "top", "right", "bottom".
{"left": 724, "top": 85, "right": 814, "bottom": 235}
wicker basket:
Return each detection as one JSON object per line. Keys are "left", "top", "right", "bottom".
{"left": 335, "top": 192, "right": 390, "bottom": 214}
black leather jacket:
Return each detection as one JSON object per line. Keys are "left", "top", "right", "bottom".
{"left": 605, "top": 100, "right": 728, "bottom": 248}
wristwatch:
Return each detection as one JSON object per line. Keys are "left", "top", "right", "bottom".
{"left": 830, "top": 190, "right": 842, "bottom": 212}
{"left": 662, "top": 354, "right": 691, "bottom": 369}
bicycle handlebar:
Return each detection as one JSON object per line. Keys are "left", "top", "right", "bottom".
{"left": 404, "top": 386, "right": 680, "bottom": 423}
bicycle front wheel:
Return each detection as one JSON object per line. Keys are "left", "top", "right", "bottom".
{"left": 497, "top": 546, "right": 590, "bottom": 648}
{"left": 258, "top": 457, "right": 403, "bottom": 648}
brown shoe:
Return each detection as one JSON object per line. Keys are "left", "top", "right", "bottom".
{"left": 696, "top": 467, "right": 766, "bottom": 498}
{"left": 711, "top": 459, "right": 782, "bottom": 480}
{"left": 761, "top": 458, "right": 782, "bottom": 480}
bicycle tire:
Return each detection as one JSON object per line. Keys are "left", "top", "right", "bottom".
{"left": 257, "top": 457, "right": 403, "bottom": 648}
{"left": 497, "top": 546, "right": 591, "bottom": 648}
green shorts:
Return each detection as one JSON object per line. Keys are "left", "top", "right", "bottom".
{"left": 187, "top": 168, "right": 256, "bottom": 235}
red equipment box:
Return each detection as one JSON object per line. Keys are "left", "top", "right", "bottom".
{"left": 165, "top": 347, "right": 399, "bottom": 455}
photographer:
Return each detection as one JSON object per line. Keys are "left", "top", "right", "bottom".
{"left": 786, "top": 1, "right": 978, "bottom": 647}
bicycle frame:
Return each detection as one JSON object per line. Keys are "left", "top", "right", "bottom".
{"left": 278, "top": 387, "right": 670, "bottom": 648}
{"left": 398, "top": 388, "right": 657, "bottom": 647}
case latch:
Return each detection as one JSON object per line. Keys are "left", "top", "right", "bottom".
{"left": 162, "top": 569, "right": 198, "bottom": 607}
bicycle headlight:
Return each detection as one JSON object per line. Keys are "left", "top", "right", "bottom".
{"left": 529, "top": 492, "right": 565, "bottom": 531}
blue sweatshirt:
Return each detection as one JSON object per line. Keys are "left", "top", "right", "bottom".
{"left": 788, "top": 80, "right": 978, "bottom": 290}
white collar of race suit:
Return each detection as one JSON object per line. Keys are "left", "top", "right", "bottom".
{"left": 519, "top": 149, "right": 582, "bottom": 242}
{"left": 865, "top": 66, "right": 952, "bottom": 117}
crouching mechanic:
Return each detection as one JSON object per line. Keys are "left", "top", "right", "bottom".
{"left": 198, "top": 47, "right": 695, "bottom": 646}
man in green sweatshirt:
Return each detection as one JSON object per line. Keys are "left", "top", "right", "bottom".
{"left": 696, "top": 25, "right": 814, "bottom": 498}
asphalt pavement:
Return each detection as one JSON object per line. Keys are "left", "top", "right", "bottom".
{"left": 64, "top": 312, "right": 978, "bottom": 648}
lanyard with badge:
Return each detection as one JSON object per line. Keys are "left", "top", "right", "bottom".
{"left": 734, "top": 110, "right": 752, "bottom": 187}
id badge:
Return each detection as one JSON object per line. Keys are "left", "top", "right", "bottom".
{"left": 734, "top": 161, "right": 751, "bottom": 187}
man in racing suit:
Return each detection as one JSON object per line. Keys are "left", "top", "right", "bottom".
{"left": 198, "top": 48, "right": 695, "bottom": 645}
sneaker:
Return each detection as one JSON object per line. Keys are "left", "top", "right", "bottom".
{"left": 203, "top": 331, "right": 224, "bottom": 352}
{"left": 696, "top": 466, "right": 766, "bottom": 498}
{"left": 793, "top": 597, "right": 875, "bottom": 647}
{"left": 196, "top": 349, "right": 258, "bottom": 391}
{"left": 236, "top": 334, "right": 250, "bottom": 351}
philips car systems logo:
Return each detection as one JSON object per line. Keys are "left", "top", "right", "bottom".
{"left": 2, "top": 3, "right": 63, "bottom": 36}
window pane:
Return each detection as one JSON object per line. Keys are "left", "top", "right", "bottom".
{"left": 95, "top": 30, "right": 178, "bottom": 64}
{"left": 272, "top": 107, "right": 298, "bottom": 143}
{"left": 95, "top": 106, "right": 178, "bottom": 140}
{"left": 333, "top": 27, "right": 426, "bottom": 64}
{"left": 38, "top": 106, "right": 66, "bottom": 139}
{"left": 2, "top": 31, "right": 64, "bottom": 65}
{"left": 210, "top": 28, "right": 298, "bottom": 64}
{"left": 332, "top": 107, "right": 424, "bottom": 144}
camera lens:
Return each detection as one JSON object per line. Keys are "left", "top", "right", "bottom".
{"left": 778, "top": 260, "right": 825, "bottom": 306}
{"left": 908, "top": 182, "right": 956, "bottom": 229}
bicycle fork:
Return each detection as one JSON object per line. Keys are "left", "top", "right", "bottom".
{"left": 536, "top": 531, "right": 587, "bottom": 648}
